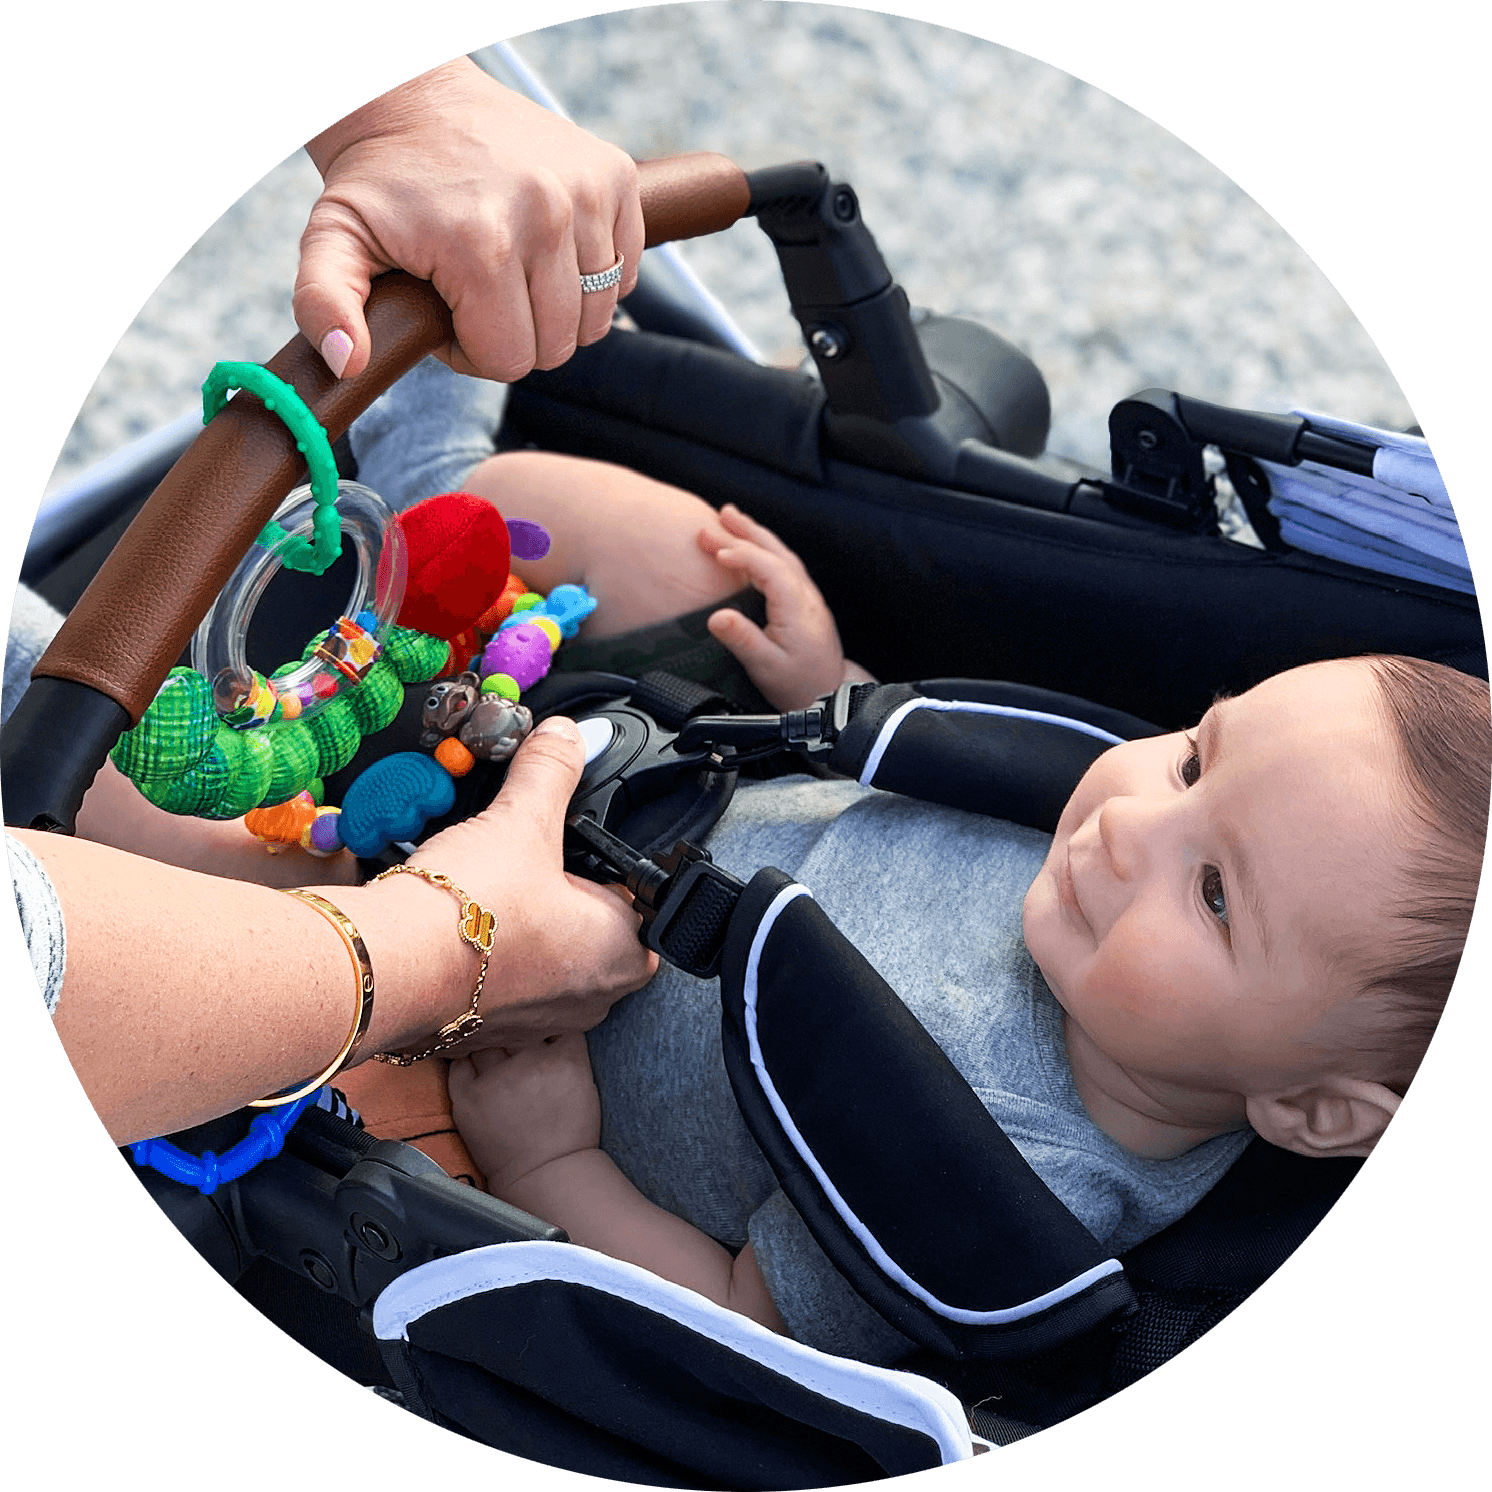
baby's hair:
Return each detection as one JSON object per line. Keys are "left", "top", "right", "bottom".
{"left": 1356, "top": 654, "right": 1490, "bottom": 1092}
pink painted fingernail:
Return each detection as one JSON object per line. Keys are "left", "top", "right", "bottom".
{"left": 319, "top": 329, "right": 354, "bottom": 378}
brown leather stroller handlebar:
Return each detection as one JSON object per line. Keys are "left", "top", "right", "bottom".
{"left": 32, "top": 151, "right": 752, "bottom": 726}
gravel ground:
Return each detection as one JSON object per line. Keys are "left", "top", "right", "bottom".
{"left": 43, "top": 1, "right": 1412, "bottom": 500}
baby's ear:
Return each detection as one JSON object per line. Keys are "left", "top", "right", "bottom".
{"left": 1245, "top": 1078, "right": 1401, "bottom": 1159}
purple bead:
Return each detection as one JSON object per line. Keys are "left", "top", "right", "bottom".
{"left": 480, "top": 623, "right": 552, "bottom": 691}
{"left": 308, "top": 812, "right": 343, "bottom": 853}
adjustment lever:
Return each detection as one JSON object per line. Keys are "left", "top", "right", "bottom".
{"left": 565, "top": 815, "right": 745, "bottom": 980}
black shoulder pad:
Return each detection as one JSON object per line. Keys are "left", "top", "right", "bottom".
{"left": 826, "top": 683, "right": 1136, "bottom": 832}
{"left": 719, "top": 867, "right": 1136, "bottom": 1361}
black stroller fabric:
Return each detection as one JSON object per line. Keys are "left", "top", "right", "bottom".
{"left": 718, "top": 866, "right": 1137, "bottom": 1360}
{"left": 372, "top": 1242, "right": 974, "bottom": 1488}
{"left": 507, "top": 331, "right": 1485, "bottom": 727}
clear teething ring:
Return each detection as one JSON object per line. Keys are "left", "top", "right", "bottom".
{"left": 193, "top": 480, "right": 407, "bottom": 726}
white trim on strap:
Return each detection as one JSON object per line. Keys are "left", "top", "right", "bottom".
{"left": 372, "top": 1239, "right": 973, "bottom": 1463}
{"left": 743, "top": 882, "right": 1124, "bottom": 1324}
{"left": 859, "top": 697, "right": 1125, "bottom": 785}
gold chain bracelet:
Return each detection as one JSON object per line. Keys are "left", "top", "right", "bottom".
{"left": 370, "top": 864, "right": 495, "bottom": 1064}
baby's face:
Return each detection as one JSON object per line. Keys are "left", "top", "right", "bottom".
{"left": 1022, "top": 658, "right": 1406, "bottom": 1106}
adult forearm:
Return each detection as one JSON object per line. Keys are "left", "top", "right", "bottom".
{"left": 24, "top": 719, "right": 655, "bottom": 1145}
{"left": 25, "top": 829, "right": 476, "bottom": 1145}
{"left": 73, "top": 760, "right": 360, "bottom": 889}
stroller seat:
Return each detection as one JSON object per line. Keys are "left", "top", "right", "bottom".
{"left": 8, "top": 147, "right": 1475, "bottom": 1489}
{"left": 124, "top": 670, "right": 1367, "bottom": 1482}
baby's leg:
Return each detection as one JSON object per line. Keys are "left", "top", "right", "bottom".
{"left": 351, "top": 358, "right": 747, "bottom": 635}
{"left": 462, "top": 450, "right": 749, "bottom": 638}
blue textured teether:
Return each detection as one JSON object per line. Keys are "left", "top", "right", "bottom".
{"left": 338, "top": 752, "right": 457, "bottom": 856}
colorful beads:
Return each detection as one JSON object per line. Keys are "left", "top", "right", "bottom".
{"left": 115, "top": 619, "right": 450, "bottom": 824}
{"left": 116, "top": 557, "right": 592, "bottom": 867}
{"left": 245, "top": 792, "right": 318, "bottom": 846}
{"left": 303, "top": 806, "right": 344, "bottom": 856}
{"left": 480, "top": 622, "right": 554, "bottom": 692}
{"left": 496, "top": 582, "right": 597, "bottom": 641}
{"left": 482, "top": 673, "right": 520, "bottom": 701}
{"left": 476, "top": 572, "right": 530, "bottom": 632}
{"left": 214, "top": 669, "right": 280, "bottom": 728}
{"left": 243, "top": 791, "right": 342, "bottom": 855}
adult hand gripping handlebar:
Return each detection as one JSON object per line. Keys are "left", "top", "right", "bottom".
{"left": 2, "top": 152, "right": 754, "bottom": 834}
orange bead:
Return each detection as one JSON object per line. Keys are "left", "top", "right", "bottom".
{"left": 245, "top": 792, "right": 318, "bottom": 844}
{"left": 434, "top": 737, "right": 476, "bottom": 777}
{"left": 476, "top": 572, "right": 530, "bottom": 632}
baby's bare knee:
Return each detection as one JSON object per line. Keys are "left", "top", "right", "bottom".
{"left": 454, "top": 452, "right": 739, "bottom": 630}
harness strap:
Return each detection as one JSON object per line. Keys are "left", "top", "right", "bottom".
{"left": 828, "top": 680, "right": 1158, "bottom": 831}
{"left": 706, "top": 681, "right": 1165, "bottom": 1359}
{"left": 719, "top": 866, "right": 1138, "bottom": 1360}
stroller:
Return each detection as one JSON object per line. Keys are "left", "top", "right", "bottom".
{"left": 7, "top": 147, "right": 1483, "bottom": 1486}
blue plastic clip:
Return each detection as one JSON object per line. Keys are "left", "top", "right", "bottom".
{"left": 130, "top": 1088, "right": 322, "bottom": 1195}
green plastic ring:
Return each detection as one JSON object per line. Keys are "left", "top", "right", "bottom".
{"left": 201, "top": 361, "right": 342, "bottom": 576}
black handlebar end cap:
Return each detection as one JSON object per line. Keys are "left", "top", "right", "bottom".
{"left": 1, "top": 677, "right": 132, "bottom": 833}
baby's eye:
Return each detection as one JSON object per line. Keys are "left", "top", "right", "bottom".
{"left": 1200, "top": 865, "right": 1229, "bottom": 928}
{"left": 1179, "top": 733, "right": 1201, "bottom": 788}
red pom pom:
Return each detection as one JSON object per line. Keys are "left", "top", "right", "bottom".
{"left": 391, "top": 493, "right": 512, "bottom": 640}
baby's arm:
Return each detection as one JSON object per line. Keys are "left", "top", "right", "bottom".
{"left": 449, "top": 1035, "right": 786, "bottom": 1331}
{"left": 700, "top": 505, "right": 874, "bottom": 711}
{"left": 73, "top": 759, "right": 359, "bottom": 888}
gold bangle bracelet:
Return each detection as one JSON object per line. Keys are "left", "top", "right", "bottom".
{"left": 370, "top": 864, "right": 495, "bottom": 1065}
{"left": 250, "top": 889, "right": 376, "bottom": 1107}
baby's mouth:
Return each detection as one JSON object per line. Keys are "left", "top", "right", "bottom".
{"left": 1056, "top": 845, "right": 1089, "bottom": 930}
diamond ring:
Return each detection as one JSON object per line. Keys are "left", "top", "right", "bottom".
{"left": 579, "top": 254, "right": 625, "bottom": 294}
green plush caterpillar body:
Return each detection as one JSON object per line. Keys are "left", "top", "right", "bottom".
{"left": 112, "top": 625, "right": 449, "bottom": 819}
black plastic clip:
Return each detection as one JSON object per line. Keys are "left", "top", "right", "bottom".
{"left": 564, "top": 816, "right": 745, "bottom": 980}
{"left": 671, "top": 680, "right": 874, "bottom": 766}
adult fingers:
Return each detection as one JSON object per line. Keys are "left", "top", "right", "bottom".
{"left": 527, "top": 232, "right": 586, "bottom": 371}
{"left": 574, "top": 148, "right": 640, "bottom": 348}
{"left": 482, "top": 715, "right": 585, "bottom": 858}
{"left": 437, "top": 247, "right": 542, "bottom": 384}
{"left": 293, "top": 201, "right": 383, "bottom": 380}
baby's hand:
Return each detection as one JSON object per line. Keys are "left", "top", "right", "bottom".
{"left": 699, "top": 505, "right": 858, "bottom": 711}
{"left": 448, "top": 1034, "right": 601, "bottom": 1196}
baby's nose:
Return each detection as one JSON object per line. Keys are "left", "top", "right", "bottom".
{"left": 1097, "top": 794, "right": 1160, "bottom": 879}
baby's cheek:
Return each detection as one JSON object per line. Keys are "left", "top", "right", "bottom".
{"left": 1020, "top": 867, "right": 1074, "bottom": 980}
{"left": 1082, "top": 921, "right": 1199, "bottom": 1047}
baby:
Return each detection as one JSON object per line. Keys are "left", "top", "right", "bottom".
{"left": 425, "top": 441, "right": 1490, "bottom": 1367}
